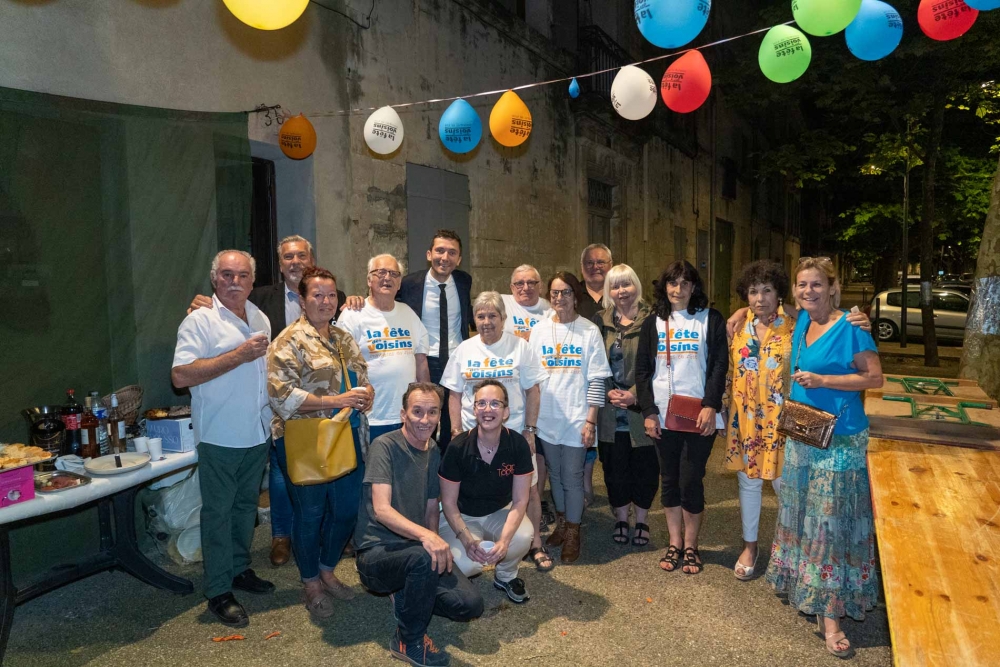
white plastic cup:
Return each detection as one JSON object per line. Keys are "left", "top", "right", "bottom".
{"left": 479, "top": 540, "right": 495, "bottom": 552}
{"left": 147, "top": 437, "right": 163, "bottom": 461}
{"left": 133, "top": 437, "right": 149, "bottom": 454}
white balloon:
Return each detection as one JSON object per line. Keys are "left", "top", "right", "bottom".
{"left": 363, "top": 106, "right": 404, "bottom": 154}
{"left": 610, "top": 65, "right": 657, "bottom": 121}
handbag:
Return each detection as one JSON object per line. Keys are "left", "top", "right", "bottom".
{"left": 663, "top": 324, "right": 704, "bottom": 433}
{"left": 283, "top": 344, "right": 359, "bottom": 485}
{"left": 776, "top": 321, "right": 839, "bottom": 449}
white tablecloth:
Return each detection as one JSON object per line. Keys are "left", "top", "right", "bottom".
{"left": 0, "top": 451, "right": 198, "bottom": 526}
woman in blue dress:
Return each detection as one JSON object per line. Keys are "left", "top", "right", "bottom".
{"left": 765, "top": 257, "right": 883, "bottom": 660}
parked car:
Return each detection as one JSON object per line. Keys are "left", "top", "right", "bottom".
{"left": 868, "top": 288, "right": 970, "bottom": 342}
{"left": 938, "top": 283, "right": 972, "bottom": 296}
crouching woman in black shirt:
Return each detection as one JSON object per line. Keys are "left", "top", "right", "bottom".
{"left": 439, "top": 379, "right": 535, "bottom": 603}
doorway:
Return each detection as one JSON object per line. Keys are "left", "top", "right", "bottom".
{"left": 713, "top": 219, "right": 734, "bottom": 315}
{"left": 250, "top": 157, "right": 279, "bottom": 288}
{"left": 406, "top": 164, "right": 471, "bottom": 275}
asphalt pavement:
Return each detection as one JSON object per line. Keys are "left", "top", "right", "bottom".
{"left": 5, "top": 445, "right": 893, "bottom": 667}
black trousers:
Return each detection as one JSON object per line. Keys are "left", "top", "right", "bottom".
{"left": 598, "top": 432, "right": 660, "bottom": 510}
{"left": 653, "top": 430, "right": 715, "bottom": 514}
{"left": 356, "top": 542, "right": 483, "bottom": 643}
{"left": 427, "top": 355, "right": 453, "bottom": 451}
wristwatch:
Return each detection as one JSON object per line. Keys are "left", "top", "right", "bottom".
{"left": 524, "top": 425, "right": 538, "bottom": 434}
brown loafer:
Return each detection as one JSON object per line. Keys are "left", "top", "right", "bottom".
{"left": 270, "top": 537, "right": 291, "bottom": 567}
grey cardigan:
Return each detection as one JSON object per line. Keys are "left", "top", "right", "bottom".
{"left": 591, "top": 303, "right": 655, "bottom": 448}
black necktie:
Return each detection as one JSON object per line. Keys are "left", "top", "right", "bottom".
{"left": 438, "top": 283, "right": 449, "bottom": 364}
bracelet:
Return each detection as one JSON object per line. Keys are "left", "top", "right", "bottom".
{"left": 585, "top": 420, "right": 597, "bottom": 426}
{"left": 524, "top": 425, "right": 538, "bottom": 434}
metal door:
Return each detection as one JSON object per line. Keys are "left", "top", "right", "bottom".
{"left": 405, "top": 164, "right": 471, "bottom": 274}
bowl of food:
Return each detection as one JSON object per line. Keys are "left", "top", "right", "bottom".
{"left": 35, "top": 470, "right": 91, "bottom": 493}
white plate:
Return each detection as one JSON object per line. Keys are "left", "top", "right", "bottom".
{"left": 85, "top": 453, "right": 151, "bottom": 475}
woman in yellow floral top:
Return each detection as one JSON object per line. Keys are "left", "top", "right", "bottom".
{"left": 725, "top": 260, "right": 869, "bottom": 582}
{"left": 267, "top": 267, "right": 374, "bottom": 619}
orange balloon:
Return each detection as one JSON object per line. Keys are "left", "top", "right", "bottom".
{"left": 489, "top": 90, "right": 532, "bottom": 147}
{"left": 660, "top": 50, "right": 712, "bottom": 114}
{"left": 279, "top": 114, "right": 317, "bottom": 160}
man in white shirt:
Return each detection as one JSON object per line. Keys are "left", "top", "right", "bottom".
{"left": 502, "top": 264, "right": 553, "bottom": 341}
{"left": 338, "top": 254, "right": 431, "bottom": 441}
{"left": 172, "top": 250, "right": 275, "bottom": 629}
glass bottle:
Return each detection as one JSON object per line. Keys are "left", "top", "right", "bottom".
{"left": 107, "top": 394, "right": 126, "bottom": 454}
{"left": 79, "top": 397, "right": 100, "bottom": 459}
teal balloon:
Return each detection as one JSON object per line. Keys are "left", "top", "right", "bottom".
{"left": 758, "top": 25, "right": 812, "bottom": 83}
{"left": 635, "top": 0, "right": 711, "bottom": 49}
{"left": 846, "top": 0, "right": 903, "bottom": 61}
{"left": 569, "top": 78, "right": 581, "bottom": 98}
{"left": 965, "top": 0, "right": 1000, "bottom": 8}
{"left": 438, "top": 99, "right": 482, "bottom": 154}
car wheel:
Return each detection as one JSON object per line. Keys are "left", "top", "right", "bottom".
{"left": 875, "top": 319, "right": 897, "bottom": 342}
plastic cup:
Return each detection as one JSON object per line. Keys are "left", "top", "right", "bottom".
{"left": 132, "top": 437, "right": 149, "bottom": 454}
{"left": 479, "top": 540, "right": 495, "bottom": 552}
{"left": 147, "top": 438, "right": 163, "bottom": 461}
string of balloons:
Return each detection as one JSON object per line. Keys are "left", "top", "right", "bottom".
{"left": 259, "top": 0, "right": 996, "bottom": 160}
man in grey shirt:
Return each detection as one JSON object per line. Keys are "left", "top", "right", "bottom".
{"left": 354, "top": 382, "right": 483, "bottom": 667}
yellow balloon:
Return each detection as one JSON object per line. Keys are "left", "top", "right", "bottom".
{"left": 223, "top": 0, "right": 310, "bottom": 30}
{"left": 489, "top": 90, "right": 532, "bottom": 148}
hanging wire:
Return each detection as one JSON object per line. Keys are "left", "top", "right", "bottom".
{"left": 293, "top": 21, "right": 795, "bottom": 118}
{"left": 309, "top": 0, "right": 375, "bottom": 30}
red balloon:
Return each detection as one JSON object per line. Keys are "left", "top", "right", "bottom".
{"left": 660, "top": 50, "right": 712, "bottom": 114}
{"left": 918, "top": 0, "right": 979, "bottom": 41}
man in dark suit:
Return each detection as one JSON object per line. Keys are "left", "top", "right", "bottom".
{"left": 577, "top": 243, "right": 612, "bottom": 320}
{"left": 396, "top": 229, "right": 473, "bottom": 450}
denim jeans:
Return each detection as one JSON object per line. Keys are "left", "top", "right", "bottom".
{"left": 539, "top": 438, "right": 586, "bottom": 523}
{"left": 268, "top": 443, "right": 293, "bottom": 538}
{"left": 368, "top": 422, "right": 403, "bottom": 442}
{"left": 274, "top": 432, "right": 364, "bottom": 582}
{"left": 356, "top": 542, "right": 483, "bottom": 643}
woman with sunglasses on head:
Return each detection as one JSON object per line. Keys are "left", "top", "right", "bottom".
{"left": 635, "top": 261, "right": 727, "bottom": 575}
{"left": 531, "top": 272, "right": 611, "bottom": 563}
{"left": 725, "top": 261, "right": 871, "bottom": 584}
{"left": 764, "top": 257, "right": 883, "bottom": 660}
{"left": 591, "top": 264, "right": 659, "bottom": 548}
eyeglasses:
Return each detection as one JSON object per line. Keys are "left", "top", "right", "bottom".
{"left": 583, "top": 260, "right": 610, "bottom": 269}
{"left": 797, "top": 256, "right": 831, "bottom": 264}
{"left": 474, "top": 399, "right": 507, "bottom": 410}
{"left": 512, "top": 280, "right": 540, "bottom": 289}
{"left": 549, "top": 289, "right": 575, "bottom": 299}
{"left": 369, "top": 269, "right": 402, "bottom": 280}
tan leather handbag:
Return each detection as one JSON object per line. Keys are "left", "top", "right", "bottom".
{"left": 283, "top": 345, "right": 358, "bottom": 485}
{"left": 776, "top": 321, "right": 839, "bottom": 449}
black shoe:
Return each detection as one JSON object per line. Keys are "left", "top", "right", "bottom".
{"left": 232, "top": 568, "right": 275, "bottom": 594}
{"left": 207, "top": 593, "right": 249, "bottom": 627}
{"left": 389, "top": 630, "right": 450, "bottom": 666}
{"left": 493, "top": 576, "right": 530, "bottom": 603}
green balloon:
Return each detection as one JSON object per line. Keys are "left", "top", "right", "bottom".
{"left": 791, "top": 0, "right": 862, "bottom": 37}
{"left": 758, "top": 25, "right": 812, "bottom": 84}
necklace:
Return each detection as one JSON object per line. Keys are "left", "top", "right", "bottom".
{"left": 551, "top": 317, "right": 577, "bottom": 357}
{"left": 479, "top": 442, "right": 496, "bottom": 456}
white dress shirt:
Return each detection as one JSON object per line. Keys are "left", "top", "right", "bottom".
{"left": 172, "top": 294, "right": 273, "bottom": 448}
{"left": 284, "top": 283, "right": 302, "bottom": 327}
{"left": 421, "top": 271, "right": 462, "bottom": 358}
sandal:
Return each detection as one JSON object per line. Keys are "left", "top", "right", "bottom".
{"left": 682, "top": 547, "right": 703, "bottom": 575}
{"left": 304, "top": 588, "right": 335, "bottom": 619}
{"left": 525, "top": 546, "right": 555, "bottom": 572}
{"left": 612, "top": 521, "right": 630, "bottom": 545}
{"left": 817, "top": 616, "right": 853, "bottom": 659}
{"left": 733, "top": 551, "right": 758, "bottom": 581}
{"left": 659, "top": 545, "right": 682, "bottom": 572}
{"left": 540, "top": 500, "right": 555, "bottom": 527}
{"left": 631, "top": 523, "right": 650, "bottom": 547}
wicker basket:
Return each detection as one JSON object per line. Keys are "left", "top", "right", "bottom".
{"left": 101, "top": 385, "right": 144, "bottom": 426}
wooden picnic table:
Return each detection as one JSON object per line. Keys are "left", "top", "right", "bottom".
{"left": 867, "top": 437, "right": 1000, "bottom": 667}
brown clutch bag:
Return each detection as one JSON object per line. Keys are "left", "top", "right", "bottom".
{"left": 663, "top": 328, "right": 704, "bottom": 434}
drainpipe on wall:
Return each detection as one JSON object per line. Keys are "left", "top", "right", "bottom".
{"left": 643, "top": 142, "right": 649, "bottom": 245}
{"left": 709, "top": 96, "right": 717, "bottom": 302}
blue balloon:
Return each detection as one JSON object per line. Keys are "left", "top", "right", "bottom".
{"left": 438, "top": 99, "right": 482, "bottom": 154}
{"left": 634, "top": 0, "right": 711, "bottom": 49}
{"left": 846, "top": 0, "right": 903, "bottom": 62}
{"left": 568, "top": 78, "right": 581, "bottom": 98}
{"left": 965, "top": 0, "right": 1000, "bottom": 9}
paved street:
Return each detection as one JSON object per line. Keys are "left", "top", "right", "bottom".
{"left": 5, "top": 446, "right": 892, "bottom": 667}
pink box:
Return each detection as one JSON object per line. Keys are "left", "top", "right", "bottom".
{"left": 0, "top": 465, "right": 36, "bottom": 508}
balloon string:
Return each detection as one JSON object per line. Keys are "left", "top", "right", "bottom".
{"left": 299, "top": 21, "right": 795, "bottom": 118}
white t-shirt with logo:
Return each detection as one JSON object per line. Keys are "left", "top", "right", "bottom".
{"left": 502, "top": 294, "right": 553, "bottom": 341}
{"left": 531, "top": 317, "right": 611, "bottom": 447}
{"left": 440, "top": 332, "right": 549, "bottom": 433}
{"left": 337, "top": 301, "right": 429, "bottom": 425}
{"left": 652, "top": 310, "right": 724, "bottom": 429}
